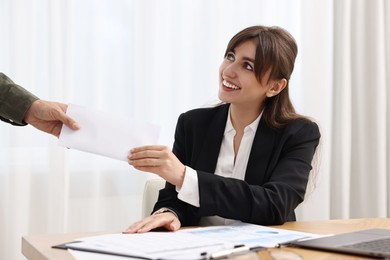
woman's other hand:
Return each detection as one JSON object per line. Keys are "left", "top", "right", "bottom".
{"left": 123, "top": 212, "right": 181, "bottom": 234}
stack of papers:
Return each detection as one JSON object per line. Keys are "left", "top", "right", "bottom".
{"left": 60, "top": 222, "right": 318, "bottom": 260}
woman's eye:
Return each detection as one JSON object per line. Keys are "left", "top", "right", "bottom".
{"left": 244, "top": 63, "right": 253, "bottom": 71}
{"left": 226, "top": 53, "right": 235, "bottom": 61}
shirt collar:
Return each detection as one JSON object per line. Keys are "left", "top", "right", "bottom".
{"left": 225, "top": 107, "right": 263, "bottom": 134}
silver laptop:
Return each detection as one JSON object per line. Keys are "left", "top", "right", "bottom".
{"left": 290, "top": 229, "right": 390, "bottom": 258}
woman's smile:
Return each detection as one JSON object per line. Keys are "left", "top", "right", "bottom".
{"left": 222, "top": 79, "right": 241, "bottom": 91}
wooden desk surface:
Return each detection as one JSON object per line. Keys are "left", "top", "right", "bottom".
{"left": 22, "top": 218, "right": 390, "bottom": 260}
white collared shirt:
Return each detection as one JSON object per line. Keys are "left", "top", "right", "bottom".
{"left": 176, "top": 108, "right": 262, "bottom": 225}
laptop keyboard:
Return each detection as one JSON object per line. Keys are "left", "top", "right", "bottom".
{"left": 341, "top": 238, "right": 390, "bottom": 253}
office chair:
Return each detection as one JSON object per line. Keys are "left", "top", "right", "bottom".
{"left": 142, "top": 178, "right": 166, "bottom": 217}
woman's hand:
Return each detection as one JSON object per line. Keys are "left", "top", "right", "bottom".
{"left": 128, "top": 145, "right": 186, "bottom": 187}
{"left": 123, "top": 212, "right": 181, "bottom": 234}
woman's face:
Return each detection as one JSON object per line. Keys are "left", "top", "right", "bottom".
{"left": 218, "top": 40, "right": 275, "bottom": 111}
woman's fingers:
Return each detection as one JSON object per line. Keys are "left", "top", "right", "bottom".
{"left": 129, "top": 150, "right": 161, "bottom": 160}
{"left": 129, "top": 158, "right": 161, "bottom": 167}
{"left": 124, "top": 219, "right": 147, "bottom": 233}
{"left": 123, "top": 212, "right": 179, "bottom": 234}
{"left": 127, "top": 145, "right": 185, "bottom": 186}
{"left": 130, "top": 145, "right": 166, "bottom": 155}
{"left": 128, "top": 146, "right": 166, "bottom": 166}
{"left": 166, "top": 216, "right": 181, "bottom": 231}
{"left": 128, "top": 147, "right": 173, "bottom": 169}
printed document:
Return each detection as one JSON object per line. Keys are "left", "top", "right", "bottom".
{"left": 63, "top": 222, "right": 317, "bottom": 260}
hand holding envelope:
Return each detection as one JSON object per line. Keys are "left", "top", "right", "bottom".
{"left": 58, "top": 104, "right": 160, "bottom": 162}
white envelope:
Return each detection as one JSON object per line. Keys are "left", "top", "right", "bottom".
{"left": 58, "top": 104, "right": 160, "bottom": 161}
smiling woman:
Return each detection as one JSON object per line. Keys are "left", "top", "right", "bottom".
{"left": 124, "top": 25, "right": 321, "bottom": 234}
{"left": 220, "top": 26, "right": 301, "bottom": 129}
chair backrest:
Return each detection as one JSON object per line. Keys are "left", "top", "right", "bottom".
{"left": 142, "top": 178, "right": 166, "bottom": 218}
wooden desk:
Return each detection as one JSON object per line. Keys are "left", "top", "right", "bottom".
{"left": 22, "top": 218, "right": 390, "bottom": 260}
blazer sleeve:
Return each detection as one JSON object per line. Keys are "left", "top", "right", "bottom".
{"left": 196, "top": 120, "right": 320, "bottom": 225}
{"left": 153, "top": 112, "right": 200, "bottom": 225}
{"left": 0, "top": 72, "right": 38, "bottom": 125}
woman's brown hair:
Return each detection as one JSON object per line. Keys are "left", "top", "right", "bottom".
{"left": 225, "top": 25, "right": 304, "bottom": 128}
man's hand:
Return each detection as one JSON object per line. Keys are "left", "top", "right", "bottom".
{"left": 24, "top": 99, "right": 80, "bottom": 137}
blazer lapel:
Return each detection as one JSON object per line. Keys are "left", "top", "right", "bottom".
{"left": 245, "top": 118, "right": 277, "bottom": 184}
{"left": 193, "top": 104, "right": 229, "bottom": 173}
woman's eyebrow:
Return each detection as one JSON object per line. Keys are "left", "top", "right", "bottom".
{"left": 230, "top": 49, "right": 254, "bottom": 63}
{"left": 242, "top": 56, "right": 255, "bottom": 63}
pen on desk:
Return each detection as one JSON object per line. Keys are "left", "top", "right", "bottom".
{"left": 249, "top": 246, "right": 266, "bottom": 252}
{"left": 204, "top": 245, "right": 265, "bottom": 259}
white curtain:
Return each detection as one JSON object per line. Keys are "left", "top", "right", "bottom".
{"left": 331, "top": 0, "right": 390, "bottom": 218}
{"left": 0, "top": 0, "right": 388, "bottom": 259}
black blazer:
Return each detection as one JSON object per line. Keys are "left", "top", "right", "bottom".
{"left": 154, "top": 104, "right": 320, "bottom": 226}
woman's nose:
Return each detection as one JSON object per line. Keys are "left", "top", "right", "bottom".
{"left": 222, "top": 62, "right": 238, "bottom": 78}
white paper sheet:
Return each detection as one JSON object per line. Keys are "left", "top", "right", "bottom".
{"left": 58, "top": 104, "right": 160, "bottom": 161}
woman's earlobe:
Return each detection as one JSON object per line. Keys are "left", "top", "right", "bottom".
{"left": 266, "top": 90, "right": 276, "bottom": 97}
{"left": 267, "top": 79, "right": 287, "bottom": 97}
